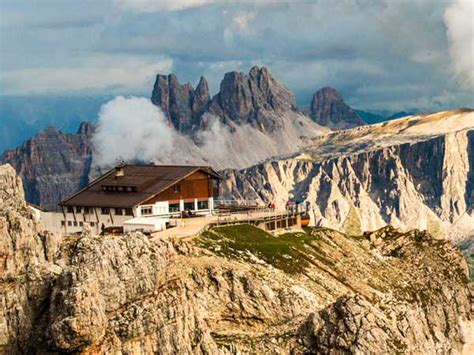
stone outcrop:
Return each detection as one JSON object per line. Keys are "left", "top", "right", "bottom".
{"left": 310, "top": 86, "right": 365, "bottom": 129}
{"left": 0, "top": 164, "right": 61, "bottom": 353}
{"left": 0, "top": 123, "right": 94, "bottom": 210}
{"left": 0, "top": 165, "right": 473, "bottom": 353}
{"left": 151, "top": 74, "right": 210, "bottom": 132}
{"left": 300, "top": 226, "right": 472, "bottom": 353}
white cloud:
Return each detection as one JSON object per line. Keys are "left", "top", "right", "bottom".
{"left": 444, "top": 0, "right": 474, "bottom": 86}
{"left": 0, "top": 56, "right": 173, "bottom": 95}
{"left": 115, "top": 0, "right": 215, "bottom": 12}
{"left": 92, "top": 96, "right": 177, "bottom": 166}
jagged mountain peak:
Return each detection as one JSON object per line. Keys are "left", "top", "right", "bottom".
{"left": 315, "top": 86, "right": 344, "bottom": 99}
{"left": 151, "top": 72, "right": 210, "bottom": 132}
{"left": 310, "top": 86, "right": 365, "bottom": 129}
{"left": 208, "top": 66, "right": 296, "bottom": 127}
{"left": 151, "top": 66, "right": 301, "bottom": 133}
{"left": 196, "top": 76, "right": 208, "bottom": 91}
{"left": 1, "top": 122, "right": 93, "bottom": 210}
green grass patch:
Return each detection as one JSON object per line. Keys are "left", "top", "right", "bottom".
{"left": 196, "top": 224, "right": 321, "bottom": 274}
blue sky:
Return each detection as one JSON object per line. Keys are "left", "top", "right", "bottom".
{"left": 0, "top": 0, "right": 473, "bottom": 112}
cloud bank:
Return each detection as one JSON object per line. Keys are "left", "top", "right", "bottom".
{"left": 1, "top": 0, "right": 473, "bottom": 111}
{"left": 0, "top": 56, "right": 172, "bottom": 95}
{"left": 444, "top": 0, "right": 474, "bottom": 86}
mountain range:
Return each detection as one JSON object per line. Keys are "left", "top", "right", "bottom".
{"left": 0, "top": 66, "right": 472, "bottom": 246}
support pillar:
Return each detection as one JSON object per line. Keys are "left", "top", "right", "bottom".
{"left": 208, "top": 197, "right": 214, "bottom": 213}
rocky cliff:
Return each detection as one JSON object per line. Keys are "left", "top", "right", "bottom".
{"left": 1, "top": 164, "right": 473, "bottom": 353}
{"left": 0, "top": 123, "right": 94, "bottom": 210}
{"left": 310, "top": 87, "right": 366, "bottom": 129}
{"left": 151, "top": 74, "right": 210, "bottom": 132}
{"left": 0, "top": 164, "right": 61, "bottom": 353}
{"left": 222, "top": 110, "right": 474, "bottom": 242}
{"left": 205, "top": 66, "right": 298, "bottom": 132}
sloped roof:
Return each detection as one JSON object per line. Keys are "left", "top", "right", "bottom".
{"left": 61, "top": 164, "right": 221, "bottom": 208}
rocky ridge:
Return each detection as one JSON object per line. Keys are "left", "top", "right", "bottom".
{"left": 1, "top": 164, "right": 473, "bottom": 353}
{"left": 222, "top": 110, "right": 474, "bottom": 242}
{"left": 0, "top": 123, "right": 94, "bottom": 211}
{"left": 151, "top": 66, "right": 301, "bottom": 134}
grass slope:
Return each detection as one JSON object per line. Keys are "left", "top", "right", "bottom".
{"left": 196, "top": 225, "right": 334, "bottom": 274}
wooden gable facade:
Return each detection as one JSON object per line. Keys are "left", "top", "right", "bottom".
{"left": 141, "top": 170, "right": 220, "bottom": 205}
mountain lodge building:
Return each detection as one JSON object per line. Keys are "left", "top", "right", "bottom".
{"left": 57, "top": 164, "right": 221, "bottom": 234}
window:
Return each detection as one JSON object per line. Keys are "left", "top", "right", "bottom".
{"left": 84, "top": 207, "right": 90, "bottom": 214}
{"left": 173, "top": 184, "right": 180, "bottom": 193}
{"left": 73, "top": 221, "right": 78, "bottom": 227}
{"left": 124, "top": 208, "right": 133, "bottom": 216}
{"left": 102, "top": 185, "right": 137, "bottom": 192}
{"left": 141, "top": 206, "right": 153, "bottom": 216}
{"left": 169, "top": 203, "right": 180, "bottom": 212}
{"left": 61, "top": 220, "right": 65, "bottom": 226}
{"left": 197, "top": 200, "right": 209, "bottom": 210}
{"left": 90, "top": 221, "right": 95, "bottom": 227}
{"left": 213, "top": 179, "right": 219, "bottom": 189}
{"left": 184, "top": 202, "right": 194, "bottom": 211}
{"left": 75, "top": 206, "right": 82, "bottom": 213}
{"left": 67, "top": 221, "right": 72, "bottom": 226}
{"left": 115, "top": 208, "right": 123, "bottom": 215}
{"left": 79, "top": 221, "right": 83, "bottom": 226}
{"left": 66, "top": 206, "right": 74, "bottom": 213}
{"left": 101, "top": 207, "right": 110, "bottom": 215}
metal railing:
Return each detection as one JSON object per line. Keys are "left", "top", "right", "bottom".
{"left": 213, "top": 208, "right": 302, "bottom": 227}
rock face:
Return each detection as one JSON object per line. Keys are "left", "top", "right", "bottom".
{"left": 0, "top": 123, "right": 94, "bottom": 210}
{"left": 151, "top": 66, "right": 302, "bottom": 134}
{"left": 206, "top": 66, "right": 297, "bottom": 132}
{"left": 0, "top": 164, "right": 61, "bottom": 353}
{"left": 0, "top": 165, "right": 473, "bottom": 353}
{"left": 310, "top": 86, "right": 366, "bottom": 129}
{"left": 222, "top": 111, "right": 474, "bottom": 242}
{"left": 151, "top": 74, "right": 210, "bottom": 132}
